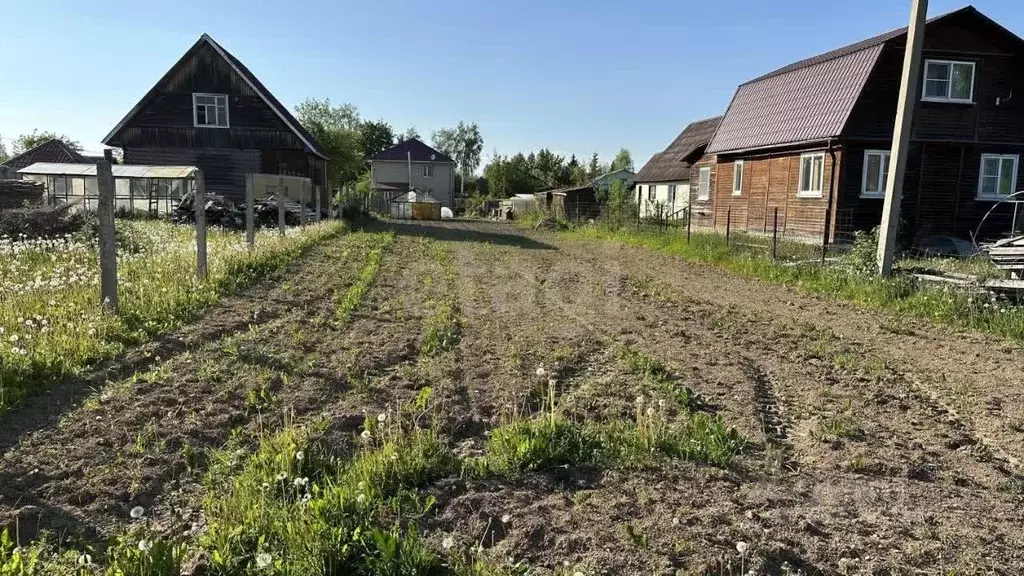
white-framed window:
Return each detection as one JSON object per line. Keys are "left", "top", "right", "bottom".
{"left": 193, "top": 93, "right": 229, "bottom": 128}
{"left": 732, "top": 160, "right": 744, "bottom": 196}
{"left": 798, "top": 153, "right": 825, "bottom": 198}
{"left": 648, "top": 184, "right": 656, "bottom": 202}
{"left": 977, "top": 154, "right": 1019, "bottom": 200}
{"left": 668, "top": 184, "right": 676, "bottom": 205}
{"left": 422, "top": 164, "right": 434, "bottom": 178}
{"left": 697, "top": 166, "right": 711, "bottom": 201}
{"left": 861, "top": 149, "right": 891, "bottom": 198}
{"left": 922, "top": 60, "right": 975, "bottom": 103}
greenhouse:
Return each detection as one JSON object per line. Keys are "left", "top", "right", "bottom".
{"left": 17, "top": 162, "right": 198, "bottom": 214}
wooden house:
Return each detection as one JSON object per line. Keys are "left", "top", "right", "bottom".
{"left": 102, "top": 34, "right": 328, "bottom": 203}
{"left": 706, "top": 6, "right": 1024, "bottom": 244}
{"left": 635, "top": 116, "right": 721, "bottom": 221}
{"left": 1, "top": 139, "right": 93, "bottom": 172}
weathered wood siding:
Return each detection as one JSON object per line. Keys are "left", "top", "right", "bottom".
{"left": 713, "top": 149, "right": 842, "bottom": 241}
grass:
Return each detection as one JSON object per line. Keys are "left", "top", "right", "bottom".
{"left": 0, "top": 220, "right": 344, "bottom": 414}
{"left": 617, "top": 345, "right": 705, "bottom": 411}
{"left": 335, "top": 232, "right": 394, "bottom": 326}
{"left": 421, "top": 242, "right": 461, "bottom": 356}
{"left": 567, "top": 226, "right": 1024, "bottom": 342}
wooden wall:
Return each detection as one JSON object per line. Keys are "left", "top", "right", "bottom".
{"left": 688, "top": 155, "right": 717, "bottom": 228}
{"left": 713, "top": 148, "right": 843, "bottom": 241}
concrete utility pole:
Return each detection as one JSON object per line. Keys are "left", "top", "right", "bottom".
{"left": 877, "top": 0, "right": 928, "bottom": 276}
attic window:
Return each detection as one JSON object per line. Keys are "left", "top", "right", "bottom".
{"left": 194, "top": 93, "right": 229, "bottom": 128}
{"left": 922, "top": 60, "right": 974, "bottom": 103}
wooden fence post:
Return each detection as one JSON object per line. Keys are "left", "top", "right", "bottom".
{"left": 195, "top": 170, "right": 207, "bottom": 281}
{"left": 726, "top": 207, "right": 732, "bottom": 247}
{"left": 278, "top": 177, "right": 286, "bottom": 236}
{"left": 245, "top": 173, "right": 255, "bottom": 248}
{"left": 772, "top": 207, "right": 779, "bottom": 261}
{"left": 299, "top": 181, "right": 307, "bottom": 226}
{"left": 315, "top": 184, "right": 322, "bottom": 223}
{"left": 96, "top": 159, "right": 119, "bottom": 313}
{"left": 327, "top": 182, "right": 334, "bottom": 220}
{"left": 686, "top": 202, "right": 692, "bottom": 244}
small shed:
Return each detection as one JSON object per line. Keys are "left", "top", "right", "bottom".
{"left": 535, "top": 185, "right": 599, "bottom": 221}
{"left": 18, "top": 162, "right": 198, "bottom": 214}
{"left": 390, "top": 190, "right": 442, "bottom": 220}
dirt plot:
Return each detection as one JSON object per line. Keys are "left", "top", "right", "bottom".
{"left": 3, "top": 219, "right": 1024, "bottom": 574}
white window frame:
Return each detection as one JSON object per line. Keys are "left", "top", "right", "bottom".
{"left": 193, "top": 93, "right": 229, "bottom": 128}
{"left": 697, "top": 166, "right": 711, "bottom": 201}
{"left": 668, "top": 184, "right": 676, "bottom": 206}
{"left": 977, "top": 153, "right": 1019, "bottom": 200}
{"left": 861, "top": 149, "right": 891, "bottom": 199}
{"left": 422, "top": 164, "right": 434, "bottom": 178}
{"left": 797, "top": 153, "right": 825, "bottom": 198}
{"left": 921, "top": 59, "right": 975, "bottom": 104}
{"left": 647, "top": 184, "right": 656, "bottom": 202}
{"left": 732, "top": 160, "right": 744, "bottom": 196}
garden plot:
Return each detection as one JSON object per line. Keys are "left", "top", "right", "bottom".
{"left": 3, "top": 219, "right": 1024, "bottom": 575}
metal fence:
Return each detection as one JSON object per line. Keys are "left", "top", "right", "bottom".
{"left": 553, "top": 201, "right": 855, "bottom": 265}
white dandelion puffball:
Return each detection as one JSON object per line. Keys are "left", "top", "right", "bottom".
{"left": 672, "top": 517, "right": 680, "bottom": 526}
{"left": 377, "top": 412, "right": 387, "bottom": 423}
{"left": 295, "top": 450, "right": 304, "bottom": 461}
{"left": 77, "top": 553, "right": 92, "bottom": 566}
{"left": 275, "top": 472, "right": 287, "bottom": 481}
{"left": 356, "top": 494, "right": 367, "bottom": 504}
{"left": 138, "top": 540, "right": 152, "bottom": 552}
{"left": 736, "top": 541, "right": 749, "bottom": 555}
{"left": 256, "top": 552, "right": 273, "bottom": 569}
{"left": 129, "top": 506, "right": 145, "bottom": 519}
{"left": 501, "top": 513, "right": 511, "bottom": 523}
{"left": 535, "top": 366, "right": 546, "bottom": 377}
{"left": 646, "top": 406, "right": 655, "bottom": 416}
{"left": 635, "top": 395, "right": 644, "bottom": 405}
{"left": 361, "top": 429, "right": 372, "bottom": 440}
{"left": 441, "top": 536, "right": 455, "bottom": 550}
{"left": 293, "top": 477, "right": 308, "bottom": 488}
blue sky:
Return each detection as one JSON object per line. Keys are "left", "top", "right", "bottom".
{"left": 1, "top": 0, "right": 1021, "bottom": 169}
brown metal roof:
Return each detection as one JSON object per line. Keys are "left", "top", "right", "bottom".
{"left": 636, "top": 116, "right": 722, "bottom": 183}
{"left": 2, "top": 139, "right": 92, "bottom": 171}
{"left": 372, "top": 138, "right": 454, "bottom": 163}
{"left": 706, "top": 6, "right": 1022, "bottom": 155}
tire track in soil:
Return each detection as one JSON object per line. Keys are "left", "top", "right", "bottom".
{"left": 0, "top": 231, "right": 393, "bottom": 542}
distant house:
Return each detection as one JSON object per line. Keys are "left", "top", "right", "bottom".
{"left": 635, "top": 116, "right": 722, "bottom": 220}
{"left": 102, "top": 34, "right": 328, "bottom": 204}
{"left": 707, "top": 6, "right": 1024, "bottom": 243}
{"left": 1, "top": 139, "right": 93, "bottom": 174}
{"left": 370, "top": 139, "right": 456, "bottom": 209}
{"left": 592, "top": 169, "right": 635, "bottom": 193}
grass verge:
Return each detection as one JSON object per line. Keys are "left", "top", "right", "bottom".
{"left": 567, "top": 226, "right": 1024, "bottom": 342}
{"left": 0, "top": 221, "right": 345, "bottom": 414}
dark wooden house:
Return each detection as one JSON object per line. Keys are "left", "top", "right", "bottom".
{"left": 102, "top": 34, "right": 328, "bottom": 202}
{"left": 635, "top": 116, "right": 721, "bottom": 222}
{"left": 706, "top": 6, "right": 1024, "bottom": 244}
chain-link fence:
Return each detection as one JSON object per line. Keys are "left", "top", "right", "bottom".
{"left": 551, "top": 201, "right": 855, "bottom": 265}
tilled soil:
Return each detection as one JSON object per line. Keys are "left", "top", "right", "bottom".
{"left": 3, "top": 220, "right": 1024, "bottom": 574}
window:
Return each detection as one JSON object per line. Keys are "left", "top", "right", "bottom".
{"left": 648, "top": 184, "right": 656, "bottom": 202}
{"left": 922, "top": 60, "right": 974, "bottom": 103}
{"left": 798, "top": 153, "right": 825, "bottom": 197}
{"left": 668, "top": 184, "right": 676, "bottom": 205}
{"left": 193, "top": 93, "right": 229, "bottom": 127}
{"left": 422, "top": 164, "right": 434, "bottom": 178}
{"left": 977, "top": 154, "right": 1018, "bottom": 200}
{"left": 732, "top": 160, "right": 744, "bottom": 196}
{"left": 697, "top": 166, "right": 711, "bottom": 201}
{"left": 861, "top": 150, "right": 891, "bottom": 198}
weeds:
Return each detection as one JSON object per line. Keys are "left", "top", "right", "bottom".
{"left": 335, "top": 233, "right": 394, "bottom": 326}
{"left": 421, "top": 243, "right": 461, "bottom": 356}
{"left": 617, "top": 346, "right": 705, "bottom": 411}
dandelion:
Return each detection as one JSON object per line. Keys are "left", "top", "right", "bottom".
{"left": 77, "top": 553, "right": 92, "bottom": 566}
{"left": 256, "top": 552, "right": 273, "bottom": 569}
{"left": 360, "top": 430, "right": 372, "bottom": 440}
{"left": 635, "top": 395, "right": 644, "bottom": 405}
{"left": 295, "top": 450, "right": 304, "bottom": 462}
{"left": 275, "top": 472, "right": 287, "bottom": 481}
{"left": 377, "top": 412, "right": 387, "bottom": 423}
{"left": 736, "top": 541, "right": 749, "bottom": 555}
{"left": 293, "top": 477, "right": 308, "bottom": 488}
{"left": 138, "top": 540, "right": 152, "bottom": 552}
{"left": 356, "top": 494, "right": 367, "bottom": 504}
{"left": 535, "top": 366, "right": 546, "bottom": 377}
{"left": 357, "top": 481, "right": 366, "bottom": 490}
{"left": 441, "top": 536, "right": 455, "bottom": 550}
{"left": 501, "top": 513, "right": 511, "bottom": 523}
{"left": 645, "top": 406, "right": 655, "bottom": 416}
{"left": 129, "top": 506, "right": 145, "bottom": 519}
{"left": 658, "top": 399, "right": 666, "bottom": 409}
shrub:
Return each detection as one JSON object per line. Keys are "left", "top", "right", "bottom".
{"left": 0, "top": 204, "right": 89, "bottom": 240}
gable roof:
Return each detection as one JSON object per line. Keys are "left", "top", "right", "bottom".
{"left": 372, "top": 138, "right": 454, "bottom": 163}
{"left": 636, "top": 116, "right": 722, "bottom": 183}
{"left": 102, "top": 34, "right": 327, "bottom": 159}
{"left": 707, "top": 5, "right": 1024, "bottom": 155}
{"left": 2, "top": 139, "right": 92, "bottom": 170}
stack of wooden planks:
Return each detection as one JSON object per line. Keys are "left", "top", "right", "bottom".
{"left": 988, "top": 235, "right": 1024, "bottom": 280}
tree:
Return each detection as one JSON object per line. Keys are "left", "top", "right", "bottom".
{"left": 587, "top": 153, "right": 601, "bottom": 180}
{"left": 295, "top": 97, "right": 364, "bottom": 185}
{"left": 0, "top": 135, "right": 8, "bottom": 163}
{"left": 12, "top": 130, "right": 82, "bottom": 155}
{"left": 359, "top": 119, "right": 395, "bottom": 165}
{"left": 610, "top": 148, "right": 634, "bottom": 172}
{"left": 400, "top": 127, "right": 421, "bottom": 141}
{"left": 431, "top": 122, "right": 484, "bottom": 197}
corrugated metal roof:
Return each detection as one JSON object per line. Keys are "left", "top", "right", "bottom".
{"left": 706, "top": 44, "right": 883, "bottom": 154}
{"left": 18, "top": 163, "right": 197, "bottom": 178}
{"left": 636, "top": 116, "right": 722, "bottom": 183}
{"left": 1, "top": 139, "right": 93, "bottom": 170}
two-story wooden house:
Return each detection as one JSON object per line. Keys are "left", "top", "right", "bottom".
{"left": 705, "top": 5, "right": 1024, "bottom": 244}
{"left": 102, "top": 34, "right": 328, "bottom": 203}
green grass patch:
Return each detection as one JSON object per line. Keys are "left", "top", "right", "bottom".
{"left": 335, "top": 233, "right": 394, "bottom": 326}
{"left": 617, "top": 346, "right": 705, "bottom": 411}
{"left": 0, "top": 220, "right": 346, "bottom": 414}
{"left": 567, "top": 226, "right": 1024, "bottom": 342}
{"left": 421, "top": 243, "right": 461, "bottom": 356}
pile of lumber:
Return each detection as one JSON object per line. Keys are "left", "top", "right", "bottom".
{"left": 988, "top": 236, "right": 1024, "bottom": 279}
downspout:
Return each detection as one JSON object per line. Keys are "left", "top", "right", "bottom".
{"left": 822, "top": 138, "right": 838, "bottom": 264}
